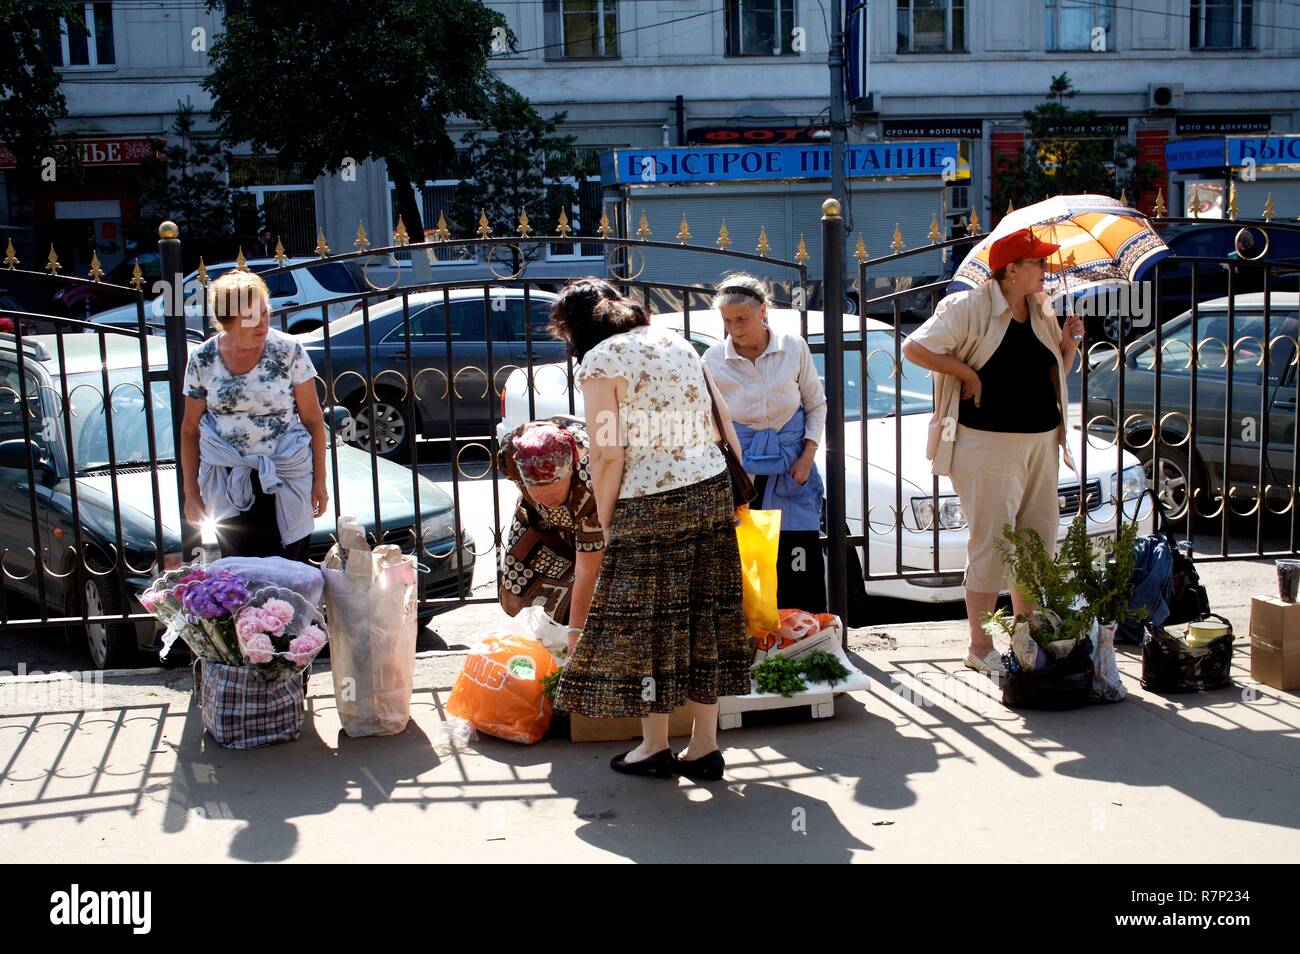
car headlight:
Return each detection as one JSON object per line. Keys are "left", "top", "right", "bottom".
{"left": 1111, "top": 464, "right": 1146, "bottom": 502}
{"left": 911, "top": 495, "right": 967, "bottom": 531}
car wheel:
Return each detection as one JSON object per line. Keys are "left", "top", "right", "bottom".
{"left": 1134, "top": 437, "right": 1205, "bottom": 529}
{"left": 1101, "top": 313, "right": 1133, "bottom": 344}
{"left": 347, "top": 392, "right": 411, "bottom": 459}
{"left": 79, "top": 573, "right": 139, "bottom": 670}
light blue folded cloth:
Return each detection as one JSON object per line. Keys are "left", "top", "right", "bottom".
{"left": 732, "top": 407, "right": 824, "bottom": 533}
{"left": 198, "top": 412, "right": 315, "bottom": 547}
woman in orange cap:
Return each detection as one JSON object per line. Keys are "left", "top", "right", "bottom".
{"left": 902, "top": 228, "right": 1085, "bottom": 672}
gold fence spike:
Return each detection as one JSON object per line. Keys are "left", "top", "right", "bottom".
{"left": 433, "top": 211, "right": 450, "bottom": 242}
{"left": 88, "top": 250, "right": 103, "bottom": 282}
{"left": 636, "top": 211, "right": 651, "bottom": 241}
{"left": 1228, "top": 183, "right": 1238, "bottom": 221}
{"left": 928, "top": 215, "right": 943, "bottom": 245}
{"left": 597, "top": 207, "right": 612, "bottom": 239}
{"left": 517, "top": 209, "right": 533, "bottom": 238}
{"left": 676, "top": 214, "right": 691, "bottom": 244}
{"left": 1263, "top": 193, "right": 1276, "bottom": 223}
{"left": 235, "top": 247, "right": 248, "bottom": 271}
{"left": 197, "top": 257, "right": 210, "bottom": 287}
{"left": 795, "top": 235, "right": 809, "bottom": 265}
{"left": 273, "top": 237, "right": 287, "bottom": 265}
{"left": 394, "top": 216, "right": 410, "bottom": 246}
{"left": 130, "top": 262, "right": 145, "bottom": 289}
{"left": 556, "top": 208, "right": 572, "bottom": 238}
{"left": 716, "top": 220, "right": 731, "bottom": 251}
{"left": 45, "top": 245, "right": 61, "bottom": 275}
{"left": 1153, "top": 189, "right": 1166, "bottom": 218}
{"left": 3, "top": 238, "right": 17, "bottom": 269}
{"left": 854, "top": 234, "right": 868, "bottom": 264}
{"left": 355, "top": 220, "right": 370, "bottom": 251}
{"left": 315, "top": 228, "right": 330, "bottom": 257}
{"left": 757, "top": 226, "right": 772, "bottom": 257}
{"left": 891, "top": 223, "right": 905, "bottom": 254}
{"left": 1119, "top": 188, "right": 1128, "bottom": 206}
{"left": 967, "top": 210, "right": 981, "bottom": 235}
{"left": 477, "top": 210, "right": 493, "bottom": 240}
{"left": 1006, "top": 199, "right": 1015, "bottom": 215}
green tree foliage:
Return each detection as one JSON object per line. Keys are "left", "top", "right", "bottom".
{"left": 449, "top": 81, "right": 588, "bottom": 270}
{"left": 993, "top": 74, "right": 1160, "bottom": 212}
{"left": 133, "top": 101, "right": 235, "bottom": 250}
{"left": 203, "top": 0, "right": 513, "bottom": 241}
{"left": 0, "top": 2, "right": 82, "bottom": 189}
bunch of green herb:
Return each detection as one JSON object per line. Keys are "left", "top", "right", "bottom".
{"left": 541, "top": 669, "right": 563, "bottom": 703}
{"left": 752, "top": 655, "right": 809, "bottom": 697}
{"left": 798, "top": 650, "right": 851, "bottom": 687}
{"left": 993, "top": 520, "right": 1092, "bottom": 647}
{"left": 1060, "top": 511, "right": 1145, "bottom": 626}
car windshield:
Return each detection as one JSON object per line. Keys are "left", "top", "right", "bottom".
{"left": 65, "top": 369, "right": 176, "bottom": 471}
{"left": 810, "top": 330, "right": 934, "bottom": 421}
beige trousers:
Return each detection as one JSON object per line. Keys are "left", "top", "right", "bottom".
{"left": 947, "top": 425, "right": 1060, "bottom": 593}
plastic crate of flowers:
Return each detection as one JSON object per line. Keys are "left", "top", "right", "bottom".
{"left": 141, "top": 563, "right": 329, "bottom": 748}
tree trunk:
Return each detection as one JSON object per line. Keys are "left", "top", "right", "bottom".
{"left": 388, "top": 160, "right": 431, "bottom": 285}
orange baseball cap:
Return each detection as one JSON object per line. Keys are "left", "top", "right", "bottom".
{"left": 988, "top": 228, "right": 1061, "bottom": 271}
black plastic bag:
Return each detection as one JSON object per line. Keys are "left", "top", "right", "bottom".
{"left": 1140, "top": 617, "right": 1234, "bottom": 693}
{"left": 1001, "top": 635, "right": 1094, "bottom": 710}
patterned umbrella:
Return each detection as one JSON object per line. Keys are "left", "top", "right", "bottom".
{"left": 947, "top": 194, "right": 1170, "bottom": 299}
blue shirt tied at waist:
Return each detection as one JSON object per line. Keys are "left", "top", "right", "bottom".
{"left": 733, "top": 407, "right": 823, "bottom": 532}
{"left": 197, "top": 412, "right": 316, "bottom": 547}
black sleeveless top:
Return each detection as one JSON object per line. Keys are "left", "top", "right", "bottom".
{"left": 958, "top": 316, "right": 1061, "bottom": 433}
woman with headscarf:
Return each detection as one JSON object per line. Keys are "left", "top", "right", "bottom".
{"left": 497, "top": 416, "right": 604, "bottom": 655}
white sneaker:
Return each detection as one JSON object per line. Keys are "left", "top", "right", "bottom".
{"left": 963, "top": 648, "right": 1003, "bottom": 673}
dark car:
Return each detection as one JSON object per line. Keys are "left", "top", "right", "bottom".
{"left": 52, "top": 252, "right": 163, "bottom": 318}
{"left": 298, "top": 287, "right": 565, "bottom": 457}
{"left": 1084, "top": 292, "right": 1300, "bottom": 522}
{"left": 0, "top": 331, "right": 474, "bottom": 668}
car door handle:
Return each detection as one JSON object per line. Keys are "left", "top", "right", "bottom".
{"left": 1276, "top": 397, "right": 1297, "bottom": 410}
{"left": 282, "top": 300, "right": 299, "bottom": 306}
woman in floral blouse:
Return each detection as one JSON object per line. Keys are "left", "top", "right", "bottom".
{"left": 180, "top": 270, "right": 328, "bottom": 562}
{"left": 548, "top": 278, "right": 752, "bottom": 783}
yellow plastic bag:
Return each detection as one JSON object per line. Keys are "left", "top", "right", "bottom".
{"left": 736, "top": 507, "right": 781, "bottom": 634}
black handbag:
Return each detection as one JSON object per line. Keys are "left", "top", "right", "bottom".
{"left": 703, "top": 369, "right": 757, "bottom": 507}
{"left": 1001, "top": 636, "right": 1095, "bottom": 710}
{"left": 1140, "top": 613, "right": 1234, "bottom": 693}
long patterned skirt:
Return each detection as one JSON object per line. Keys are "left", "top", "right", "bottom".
{"left": 554, "top": 470, "right": 752, "bottom": 718}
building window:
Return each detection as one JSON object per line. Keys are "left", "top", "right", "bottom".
{"left": 544, "top": 0, "right": 619, "bottom": 59}
{"left": 45, "top": 2, "right": 115, "bottom": 68}
{"left": 897, "top": 0, "right": 965, "bottom": 53}
{"left": 1190, "top": 0, "right": 1253, "bottom": 49}
{"left": 1045, "top": 0, "right": 1112, "bottom": 51}
{"left": 725, "top": 0, "right": 798, "bottom": 56}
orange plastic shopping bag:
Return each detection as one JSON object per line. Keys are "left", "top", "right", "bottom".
{"left": 447, "top": 635, "right": 558, "bottom": 744}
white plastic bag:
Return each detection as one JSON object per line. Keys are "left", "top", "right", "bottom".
{"left": 518, "top": 605, "right": 570, "bottom": 663}
{"left": 1090, "top": 619, "right": 1126, "bottom": 702}
{"left": 323, "top": 517, "right": 420, "bottom": 736}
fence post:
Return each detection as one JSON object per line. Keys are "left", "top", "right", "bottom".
{"left": 158, "top": 221, "right": 198, "bottom": 559}
{"left": 821, "top": 198, "right": 849, "bottom": 634}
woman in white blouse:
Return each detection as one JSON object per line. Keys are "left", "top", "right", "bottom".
{"left": 548, "top": 278, "right": 753, "bottom": 783}
{"left": 703, "top": 273, "right": 829, "bottom": 613}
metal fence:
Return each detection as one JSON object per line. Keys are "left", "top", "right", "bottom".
{"left": 0, "top": 200, "right": 1297, "bottom": 670}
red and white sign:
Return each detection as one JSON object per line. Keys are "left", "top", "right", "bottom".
{"left": 0, "top": 137, "right": 159, "bottom": 169}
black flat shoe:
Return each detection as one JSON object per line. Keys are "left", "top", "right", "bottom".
{"left": 610, "top": 748, "right": 676, "bottom": 779}
{"left": 673, "top": 749, "right": 725, "bottom": 782}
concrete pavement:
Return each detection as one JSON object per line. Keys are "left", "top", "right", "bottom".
{"left": 1, "top": 558, "right": 1296, "bottom": 863}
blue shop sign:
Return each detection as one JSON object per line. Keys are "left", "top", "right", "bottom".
{"left": 1227, "top": 135, "right": 1300, "bottom": 166}
{"left": 599, "top": 142, "right": 958, "bottom": 185}
{"left": 1165, "top": 137, "right": 1226, "bottom": 171}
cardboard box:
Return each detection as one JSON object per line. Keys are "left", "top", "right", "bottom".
{"left": 1249, "top": 596, "right": 1300, "bottom": 690}
{"left": 568, "top": 704, "right": 694, "bottom": 743}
